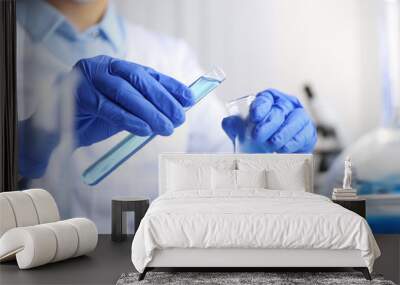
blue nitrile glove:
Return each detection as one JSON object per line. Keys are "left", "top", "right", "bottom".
{"left": 222, "top": 89, "right": 317, "bottom": 153}
{"left": 73, "top": 55, "right": 194, "bottom": 147}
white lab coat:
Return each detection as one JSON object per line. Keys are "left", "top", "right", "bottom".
{"left": 19, "top": 22, "right": 230, "bottom": 233}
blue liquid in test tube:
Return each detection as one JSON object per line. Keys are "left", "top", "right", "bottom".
{"left": 82, "top": 67, "right": 226, "bottom": 185}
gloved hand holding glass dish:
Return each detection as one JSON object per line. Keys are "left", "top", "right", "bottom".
{"left": 223, "top": 90, "right": 317, "bottom": 154}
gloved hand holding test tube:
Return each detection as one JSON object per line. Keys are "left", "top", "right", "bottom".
{"left": 82, "top": 67, "right": 226, "bottom": 185}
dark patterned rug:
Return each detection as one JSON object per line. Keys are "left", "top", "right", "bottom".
{"left": 117, "top": 271, "right": 396, "bottom": 285}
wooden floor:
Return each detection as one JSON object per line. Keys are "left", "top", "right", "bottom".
{"left": 0, "top": 235, "right": 134, "bottom": 285}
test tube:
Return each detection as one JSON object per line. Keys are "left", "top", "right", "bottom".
{"left": 82, "top": 67, "right": 226, "bottom": 185}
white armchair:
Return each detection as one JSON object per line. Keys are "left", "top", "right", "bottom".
{"left": 0, "top": 189, "right": 97, "bottom": 269}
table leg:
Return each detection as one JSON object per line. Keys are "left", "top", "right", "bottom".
{"left": 134, "top": 201, "right": 149, "bottom": 234}
{"left": 112, "top": 201, "right": 127, "bottom": 242}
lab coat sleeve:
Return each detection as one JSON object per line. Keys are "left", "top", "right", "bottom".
{"left": 17, "top": 72, "right": 76, "bottom": 178}
{"left": 17, "top": 24, "right": 76, "bottom": 178}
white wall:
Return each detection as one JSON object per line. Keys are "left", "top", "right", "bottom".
{"left": 114, "top": 0, "right": 384, "bottom": 145}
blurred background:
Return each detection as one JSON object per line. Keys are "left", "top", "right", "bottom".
{"left": 116, "top": 0, "right": 387, "bottom": 145}
{"left": 115, "top": 0, "right": 400, "bottom": 234}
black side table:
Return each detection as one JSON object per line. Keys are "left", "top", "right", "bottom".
{"left": 112, "top": 197, "right": 149, "bottom": 242}
{"left": 332, "top": 198, "right": 366, "bottom": 218}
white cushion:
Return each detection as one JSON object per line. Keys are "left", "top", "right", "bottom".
{"left": 0, "top": 196, "right": 16, "bottom": 237}
{"left": 0, "top": 226, "right": 57, "bottom": 269}
{"left": 0, "top": 218, "right": 97, "bottom": 269}
{"left": 0, "top": 189, "right": 98, "bottom": 269}
{"left": 212, "top": 168, "right": 236, "bottom": 190}
{"left": 65, "top": 218, "right": 98, "bottom": 257}
{"left": 238, "top": 158, "right": 308, "bottom": 191}
{"left": 0, "top": 192, "right": 39, "bottom": 227}
{"left": 42, "top": 221, "right": 78, "bottom": 262}
{"left": 0, "top": 189, "right": 59, "bottom": 234}
{"left": 267, "top": 167, "right": 307, "bottom": 191}
{"left": 212, "top": 169, "right": 268, "bottom": 191}
{"left": 159, "top": 154, "right": 313, "bottom": 194}
{"left": 23, "top": 189, "right": 59, "bottom": 223}
{"left": 160, "top": 156, "right": 237, "bottom": 194}
{"left": 166, "top": 162, "right": 212, "bottom": 191}
{"left": 236, "top": 169, "right": 268, "bottom": 189}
